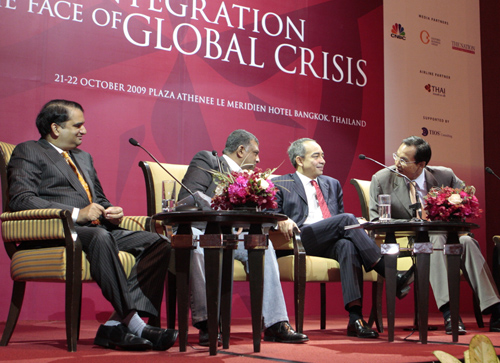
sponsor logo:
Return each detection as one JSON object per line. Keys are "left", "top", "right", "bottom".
{"left": 425, "top": 84, "right": 446, "bottom": 97}
{"left": 451, "top": 41, "right": 476, "bottom": 54}
{"left": 422, "top": 127, "right": 452, "bottom": 139}
{"left": 420, "top": 30, "right": 441, "bottom": 46}
{"left": 391, "top": 23, "right": 406, "bottom": 40}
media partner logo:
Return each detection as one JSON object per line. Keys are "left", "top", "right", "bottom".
{"left": 391, "top": 23, "right": 406, "bottom": 40}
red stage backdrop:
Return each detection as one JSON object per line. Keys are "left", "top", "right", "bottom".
{"left": 0, "top": 1, "right": 384, "bottom": 320}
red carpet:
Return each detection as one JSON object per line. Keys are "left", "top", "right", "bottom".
{"left": 1, "top": 314, "right": 499, "bottom": 362}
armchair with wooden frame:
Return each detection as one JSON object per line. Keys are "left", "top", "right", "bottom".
{"left": 350, "top": 178, "right": 484, "bottom": 329}
{"left": 0, "top": 141, "right": 155, "bottom": 352}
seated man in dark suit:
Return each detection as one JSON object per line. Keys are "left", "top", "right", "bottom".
{"left": 178, "top": 129, "right": 308, "bottom": 345}
{"left": 272, "top": 138, "right": 411, "bottom": 339}
{"left": 369, "top": 135, "right": 500, "bottom": 334}
{"left": 8, "top": 99, "right": 178, "bottom": 351}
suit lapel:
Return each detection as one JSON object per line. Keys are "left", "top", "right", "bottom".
{"left": 291, "top": 173, "right": 308, "bottom": 205}
{"left": 71, "top": 150, "right": 94, "bottom": 201}
{"left": 392, "top": 174, "right": 413, "bottom": 217}
{"left": 38, "top": 140, "right": 92, "bottom": 202}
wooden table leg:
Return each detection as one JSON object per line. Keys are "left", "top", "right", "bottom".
{"left": 414, "top": 231, "right": 431, "bottom": 344}
{"left": 171, "top": 224, "right": 195, "bottom": 352}
{"left": 445, "top": 231, "right": 462, "bottom": 342}
{"left": 245, "top": 224, "right": 267, "bottom": 353}
{"left": 200, "top": 222, "right": 224, "bottom": 356}
{"left": 220, "top": 236, "right": 238, "bottom": 349}
{"left": 382, "top": 231, "right": 398, "bottom": 342}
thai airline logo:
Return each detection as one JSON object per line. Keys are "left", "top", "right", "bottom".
{"left": 391, "top": 23, "right": 406, "bottom": 40}
{"left": 425, "top": 84, "right": 446, "bottom": 97}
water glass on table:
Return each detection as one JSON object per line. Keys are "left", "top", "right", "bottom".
{"left": 378, "top": 194, "right": 391, "bottom": 223}
{"left": 162, "top": 180, "right": 177, "bottom": 212}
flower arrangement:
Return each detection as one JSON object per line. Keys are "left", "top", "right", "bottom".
{"left": 424, "top": 185, "right": 482, "bottom": 221}
{"left": 210, "top": 167, "right": 278, "bottom": 210}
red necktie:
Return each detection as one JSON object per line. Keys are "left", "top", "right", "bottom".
{"left": 311, "top": 180, "right": 331, "bottom": 219}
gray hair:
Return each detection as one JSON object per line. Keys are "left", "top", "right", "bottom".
{"left": 223, "top": 129, "right": 258, "bottom": 155}
{"left": 288, "top": 138, "right": 314, "bottom": 168}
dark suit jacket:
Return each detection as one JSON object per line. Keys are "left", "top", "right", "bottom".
{"left": 369, "top": 165, "right": 464, "bottom": 220}
{"left": 8, "top": 139, "right": 112, "bottom": 218}
{"left": 178, "top": 150, "right": 229, "bottom": 200}
{"left": 272, "top": 173, "right": 344, "bottom": 228}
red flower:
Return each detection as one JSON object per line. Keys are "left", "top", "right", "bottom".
{"left": 424, "top": 185, "right": 482, "bottom": 221}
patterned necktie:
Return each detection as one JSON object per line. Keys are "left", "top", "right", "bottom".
{"left": 409, "top": 182, "right": 427, "bottom": 219}
{"left": 62, "top": 151, "right": 93, "bottom": 203}
{"left": 311, "top": 180, "right": 331, "bottom": 219}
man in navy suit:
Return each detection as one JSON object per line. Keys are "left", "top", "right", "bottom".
{"left": 8, "top": 99, "right": 178, "bottom": 351}
{"left": 272, "top": 138, "right": 404, "bottom": 339}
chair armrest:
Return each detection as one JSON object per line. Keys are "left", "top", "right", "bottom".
{"left": 1, "top": 209, "right": 69, "bottom": 242}
{"left": 1, "top": 209, "right": 80, "bottom": 261}
{"left": 119, "top": 216, "right": 152, "bottom": 232}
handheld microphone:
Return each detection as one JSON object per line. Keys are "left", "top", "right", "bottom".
{"left": 129, "top": 138, "right": 201, "bottom": 211}
{"left": 359, "top": 154, "right": 422, "bottom": 219}
{"left": 212, "top": 150, "right": 223, "bottom": 173}
{"left": 486, "top": 167, "right": 500, "bottom": 181}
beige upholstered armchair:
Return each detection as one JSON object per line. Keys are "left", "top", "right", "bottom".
{"left": 0, "top": 141, "right": 153, "bottom": 352}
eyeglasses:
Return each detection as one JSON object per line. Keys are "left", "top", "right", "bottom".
{"left": 393, "top": 153, "right": 417, "bottom": 167}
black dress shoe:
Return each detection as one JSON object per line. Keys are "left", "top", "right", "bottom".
{"left": 444, "top": 316, "right": 467, "bottom": 335}
{"left": 490, "top": 317, "right": 500, "bottom": 332}
{"left": 263, "top": 321, "right": 309, "bottom": 343}
{"left": 347, "top": 319, "right": 379, "bottom": 339}
{"left": 396, "top": 265, "right": 415, "bottom": 299}
{"left": 141, "top": 325, "right": 178, "bottom": 351}
{"left": 198, "top": 329, "right": 222, "bottom": 347}
{"left": 94, "top": 324, "right": 153, "bottom": 351}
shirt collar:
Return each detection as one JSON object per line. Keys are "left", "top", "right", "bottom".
{"left": 222, "top": 154, "right": 241, "bottom": 172}
{"left": 296, "top": 171, "right": 316, "bottom": 187}
{"left": 412, "top": 170, "right": 426, "bottom": 191}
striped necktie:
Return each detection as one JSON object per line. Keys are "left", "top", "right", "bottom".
{"left": 62, "top": 151, "right": 93, "bottom": 203}
{"left": 311, "top": 180, "right": 331, "bottom": 219}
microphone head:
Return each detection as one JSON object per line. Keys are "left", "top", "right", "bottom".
{"left": 358, "top": 154, "right": 366, "bottom": 160}
{"left": 212, "top": 150, "right": 218, "bottom": 157}
{"left": 129, "top": 138, "right": 139, "bottom": 146}
{"left": 486, "top": 167, "right": 494, "bottom": 174}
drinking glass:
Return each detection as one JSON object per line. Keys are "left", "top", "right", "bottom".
{"left": 162, "top": 180, "right": 177, "bottom": 212}
{"left": 378, "top": 194, "right": 391, "bottom": 223}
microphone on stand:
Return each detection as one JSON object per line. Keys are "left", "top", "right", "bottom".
{"left": 212, "top": 150, "right": 223, "bottom": 173}
{"left": 129, "top": 138, "right": 202, "bottom": 211}
{"left": 359, "top": 154, "right": 422, "bottom": 219}
{"left": 486, "top": 167, "right": 500, "bottom": 181}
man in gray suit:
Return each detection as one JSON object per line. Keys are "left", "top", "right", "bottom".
{"left": 8, "top": 99, "right": 178, "bottom": 351}
{"left": 272, "top": 138, "right": 411, "bottom": 339}
{"left": 369, "top": 135, "right": 500, "bottom": 334}
{"left": 178, "top": 129, "right": 308, "bottom": 345}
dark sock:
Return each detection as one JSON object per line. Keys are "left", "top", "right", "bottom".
{"left": 372, "top": 257, "right": 385, "bottom": 277}
{"left": 348, "top": 305, "right": 363, "bottom": 324}
{"left": 440, "top": 303, "right": 451, "bottom": 321}
{"left": 194, "top": 320, "right": 208, "bottom": 332}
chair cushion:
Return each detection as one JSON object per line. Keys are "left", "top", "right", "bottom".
{"left": 11, "top": 247, "right": 135, "bottom": 281}
{"left": 278, "top": 255, "right": 341, "bottom": 282}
